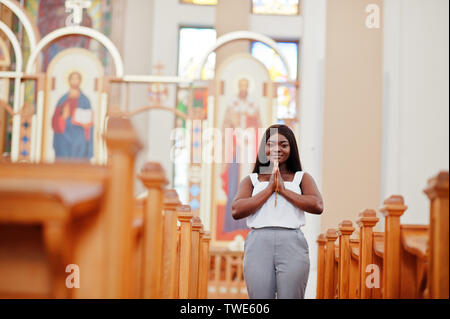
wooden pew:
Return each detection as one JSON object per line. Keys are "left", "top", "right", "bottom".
{"left": 316, "top": 234, "right": 326, "bottom": 299}
{"left": 136, "top": 162, "right": 167, "bottom": 298}
{"left": 356, "top": 209, "right": 379, "bottom": 299}
{"left": 176, "top": 204, "right": 193, "bottom": 299}
{"left": 188, "top": 215, "right": 203, "bottom": 299}
{"left": 162, "top": 203, "right": 202, "bottom": 300}
{"left": 380, "top": 195, "right": 408, "bottom": 299}
{"left": 382, "top": 195, "right": 430, "bottom": 298}
{"left": 198, "top": 229, "right": 211, "bottom": 299}
{"left": 131, "top": 196, "right": 145, "bottom": 297}
{"left": 349, "top": 235, "right": 360, "bottom": 298}
{"left": 136, "top": 166, "right": 210, "bottom": 299}
{"left": 0, "top": 116, "right": 142, "bottom": 298}
{"left": 316, "top": 171, "right": 449, "bottom": 300}
{"left": 162, "top": 189, "right": 182, "bottom": 298}
{"left": 424, "top": 171, "right": 449, "bottom": 299}
{"left": 323, "top": 229, "right": 338, "bottom": 299}
{"left": 399, "top": 224, "right": 428, "bottom": 298}
{"left": 337, "top": 220, "right": 354, "bottom": 299}
{"left": 0, "top": 115, "right": 212, "bottom": 299}
{"left": 0, "top": 164, "right": 108, "bottom": 298}
{"left": 372, "top": 231, "right": 384, "bottom": 298}
{"left": 334, "top": 244, "right": 339, "bottom": 298}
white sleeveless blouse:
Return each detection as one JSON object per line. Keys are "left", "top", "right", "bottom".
{"left": 246, "top": 171, "right": 306, "bottom": 229}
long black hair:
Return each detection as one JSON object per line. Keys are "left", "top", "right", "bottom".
{"left": 252, "top": 124, "right": 302, "bottom": 174}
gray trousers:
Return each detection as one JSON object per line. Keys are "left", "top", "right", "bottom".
{"left": 243, "top": 227, "right": 310, "bottom": 299}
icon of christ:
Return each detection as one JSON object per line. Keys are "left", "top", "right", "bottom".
{"left": 51, "top": 71, "right": 94, "bottom": 160}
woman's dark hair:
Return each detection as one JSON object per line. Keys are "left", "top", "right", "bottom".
{"left": 252, "top": 124, "right": 302, "bottom": 174}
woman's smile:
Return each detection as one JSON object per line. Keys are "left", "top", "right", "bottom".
{"left": 270, "top": 153, "right": 285, "bottom": 161}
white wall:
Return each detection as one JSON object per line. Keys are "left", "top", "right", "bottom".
{"left": 122, "top": 0, "right": 155, "bottom": 195}
{"left": 298, "top": 0, "right": 327, "bottom": 300}
{"left": 382, "top": 0, "right": 449, "bottom": 225}
{"left": 250, "top": 11, "right": 302, "bottom": 40}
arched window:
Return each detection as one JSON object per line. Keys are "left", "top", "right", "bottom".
{"left": 252, "top": 0, "right": 300, "bottom": 16}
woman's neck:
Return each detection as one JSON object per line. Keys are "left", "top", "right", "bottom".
{"left": 278, "top": 162, "right": 290, "bottom": 174}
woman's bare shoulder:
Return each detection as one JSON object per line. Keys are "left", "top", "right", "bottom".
{"left": 233, "top": 175, "right": 254, "bottom": 200}
{"left": 241, "top": 175, "right": 253, "bottom": 187}
{"left": 299, "top": 171, "right": 317, "bottom": 186}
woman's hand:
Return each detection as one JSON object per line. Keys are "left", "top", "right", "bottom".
{"left": 275, "top": 162, "right": 285, "bottom": 193}
{"left": 268, "top": 163, "right": 277, "bottom": 192}
{"left": 268, "top": 161, "right": 285, "bottom": 193}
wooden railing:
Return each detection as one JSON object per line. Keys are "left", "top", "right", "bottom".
{"left": 208, "top": 248, "right": 247, "bottom": 299}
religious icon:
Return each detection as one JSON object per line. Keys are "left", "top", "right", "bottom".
{"left": 212, "top": 53, "right": 273, "bottom": 245}
{"left": 44, "top": 48, "right": 104, "bottom": 163}
{"left": 221, "top": 76, "right": 262, "bottom": 233}
{"left": 0, "top": 37, "right": 11, "bottom": 155}
{"left": 51, "top": 71, "right": 94, "bottom": 159}
{"left": 147, "top": 82, "right": 169, "bottom": 106}
{"left": 0, "top": 37, "right": 10, "bottom": 67}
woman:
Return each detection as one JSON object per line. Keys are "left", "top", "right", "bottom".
{"left": 231, "top": 124, "right": 324, "bottom": 299}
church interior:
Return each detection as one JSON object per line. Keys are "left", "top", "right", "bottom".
{"left": 0, "top": 0, "right": 448, "bottom": 300}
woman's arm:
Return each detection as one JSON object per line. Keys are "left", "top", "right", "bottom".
{"left": 279, "top": 172, "right": 324, "bottom": 215}
{"left": 231, "top": 175, "right": 275, "bottom": 220}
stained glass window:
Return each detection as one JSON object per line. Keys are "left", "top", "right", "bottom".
{"left": 251, "top": 40, "right": 298, "bottom": 81}
{"left": 252, "top": 0, "right": 299, "bottom": 16}
{"left": 251, "top": 41, "right": 299, "bottom": 122}
{"left": 276, "top": 83, "right": 297, "bottom": 119}
{"left": 176, "top": 27, "right": 215, "bottom": 204}
{"left": 178, "top": 27, "right": 217, "bottom": 80}
{"left": 180, "top": 0, "right": 217, "bottom": 5}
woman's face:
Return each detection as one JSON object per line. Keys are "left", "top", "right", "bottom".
{"left": 265, "top": 133, "right": 290, "bottom": 164}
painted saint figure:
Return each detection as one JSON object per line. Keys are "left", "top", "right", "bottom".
{"left": 221, "top": 77, "right": 262, "bottom": 233}
{"left": 52, "top": 71, "right": 93, "bottom": 159}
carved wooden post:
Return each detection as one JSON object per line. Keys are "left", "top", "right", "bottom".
{"left": 104, "top": 116, "right": 142, "bottom": 298}
{"left": 198, "top": 231, "right": 211, "bottom": 299}
{"left": 372, "top": 232, "right": 384, "bottom": 299}
{"left": 334, "top": 245, "right": 339, "bottom": 298}
{"left": 357, "top": 209, "right": 379, "bottom": 299}
{"left": 188, "top": 216, "right": 203, "bottom": 298}
{"left": 42, "top": 222, "right": 72, "bottom": 299}
{"left": 197, "top": 226, "right": 205, "bottom": 298}
{"left": 424, "top": 171, "right": 449, "bottom": 299}
{"left": 316, "top": 234, "right": 326, "bottom": 299}
{"left": 138, "top": 162, "right": 167, "bottom": 298}
{"left": 380, "top": 195, "right": 407, "bottom": 299}
{"left": 338, "top": 220, "right": 355, "bottom": 299}
{"left": 131, "top": 197, "right": 145, "bottom": 298}
{"left": 177, "top": 205, "right": 193, "bottom": 299}
{"left": 175, "top": 224, "right": 181, "bottom": 298}
{"left": 162, "top": 189, "right": 181, "bottom": 298}
{"left": 349, "top": 236, "right": 360, "bottom": 299}
{"left": 324, "top": 229, "right": 338, "bottom": 299}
